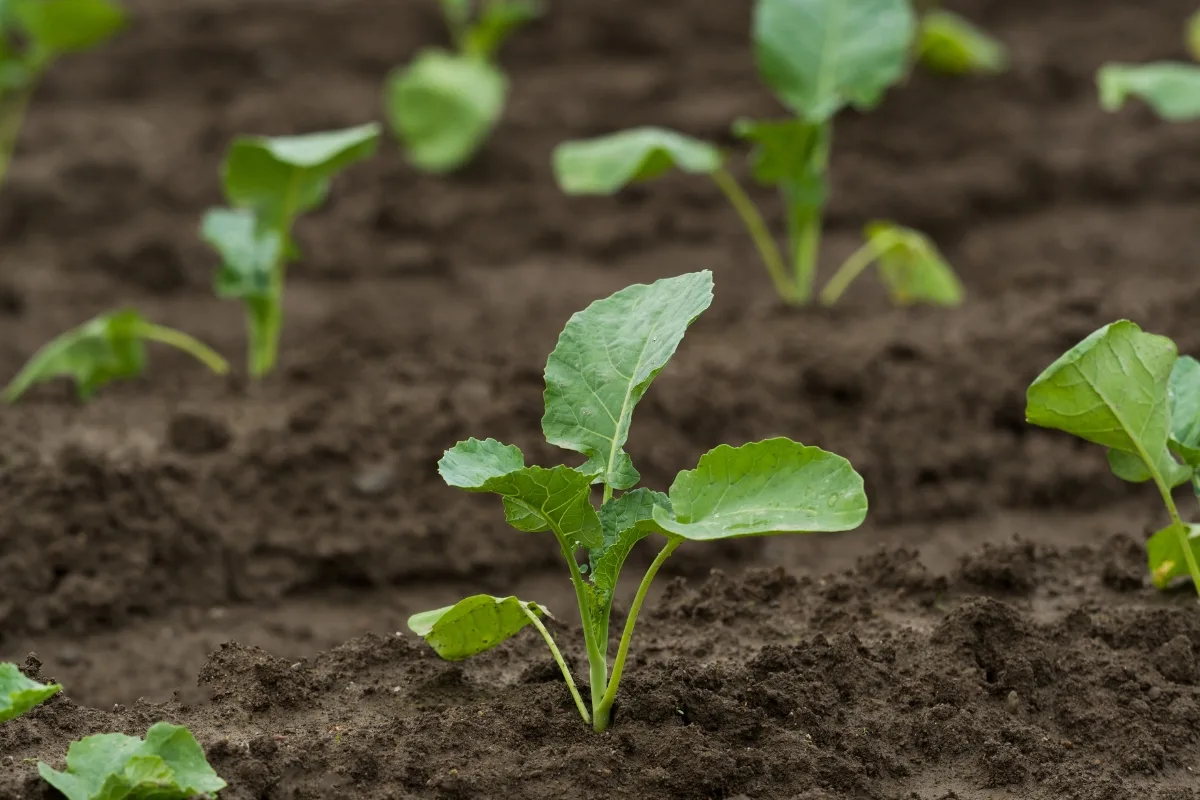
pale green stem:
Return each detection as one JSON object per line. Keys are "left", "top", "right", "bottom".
{"left": 1158, "top": 481, "right": 1200, "bottom": 598}
{"left": 789, "top": 125, "right": 831, "bottom": 304}
{"left": 818, "top": 239, "right": 879, "bottom": 306}
{"left": 0, "top": 82, "right": 36, "bottom": 191}
{"left": 249, "top": 174, "right": 302, "bottom": 378}
{"left": 135, "top": 322, "right": 230, "bottom": 375}
{"left": 520, "top": 604, "right": 591, "bottom": 724}
{"left": 602, "top": 483, "right": 613, "bottom": 506}
{"left": 558, "top": 540, "right": 608, "bottom": 713}
{"left": 592, "top": 537, "right": 681, "bottom": 732}
{"left": 710, "top": 167, "right": 795, "bottom": 303}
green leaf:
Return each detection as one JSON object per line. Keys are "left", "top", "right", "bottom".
{"left": 201, "top": 207, "right": 281, "bottom": 300}
{"left": 1026, "top": 321, "right": 1192, "bottom": 489}
{"left": 591, "top": 488, "right": 671, "bottom": 593}
{"left": 553, "top": 127, "right": 723, "bottom": 196}
{"left": 542, "top": 271, "right": 714, "bottom": 489}
{"left": 754, "top": 0, "right": 915, "bottom": 122}
{"left": 439, "top": 437, "right": 526, "bottom": 488}
{"left": 916, "top": 10, "right": 1008, "bottom": 76}
{"left": 464, "top": 0, "right": 543, "bottom": 59}
{"left": 1147, "top": 522, "right": 1200, "bottom": 589}
{"left": 385, "top": 49, "right": 506, "bottom": 174}
{"left": 865, "top": 221, "right": 964, "bottom": 306}
{"left": 1097, "top": 62, "right": 1200, "bottom": 122}
{"left": 642, "top": 438, "right": 868, "bottom": 541}
{"left": 408, "top": 595, "right": 546, "bottom": 660}
{"left": 1168, "top": 355, "right": 1200, "bottom": 467}
{"left": 11, "top": 0, "right": 124, "bottom": 58}
{"left": 1107, "top": 449, "right": 1154, "bottom": 483}
{"left": 38, "top": 722, "right": 226, "bottom": 800}
{"left": 0, "top": 662, "right": 61, "bottom": 722}
{"left": 732, "top": 117, "right": 827, "bottom": 205}
{"left": 222, "top": 123, "right": 381, "bottom": 226}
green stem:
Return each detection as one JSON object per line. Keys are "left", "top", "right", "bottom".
{"left": 818, "top": 239, "right": 879, "bottom": 306}
{"left": 0, "top": 81, "right": 36, "bottom": 191}
{"left": 710, "top": 167, "right": 795, "bottom": 303}
{"left": 248, "top": 175, "right": 301, "bottom": 378}
{"left": 789, "top": 124, "right": 831, "bottom": 304}
{"left": 135, "top": 322, "right": 230, "bottom": 375}
{"left": 558, "top": 540, "right": 608, "bottom": 715}
{"left": 1159, "top": 482, "right": 1200, "bottom": 598}
{"left": 520, "top": 604, "right": 591, "bottom": 724}
{"left": 592, "top": 537, "right": 681, "bottom": 732}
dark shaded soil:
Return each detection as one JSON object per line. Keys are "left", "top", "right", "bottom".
{"left": 2, "top": 0, "right": 1200, "bottom": 796}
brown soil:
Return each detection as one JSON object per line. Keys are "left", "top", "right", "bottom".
{"left": 2, "top": 0, "right": 1200, "bottom": 797}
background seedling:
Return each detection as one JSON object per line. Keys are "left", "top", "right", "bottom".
{"left": 39, "top": 722, "right": 226, "bottom": 800}
{"left": 202, "top": 123, "right": 380, "bottom": 377}
{"left": 0, "top": 0, "right": 125, "bottom": 189}
{"left": 384, "top": 0, "right": 542, "bottom": 173}
{"left": 409, "top": 271, "right": 868, "bottom": 731}
{"left": 4, "top": 309, "right": 228, "bottom": 402}
{"left": 0, "top": 662, "right": 60, "bottom": 722}
{"left": 553, "top": 0, "right": 963, "bottom": 307}
{"left": 916, "top": 7, "right": 1008, "bottom": 76}
{"left": 1026, "top": 321, "right": 1200, "bottom": 594}
{"left": 1097, "top": 10, "right": 1200, "bottom": 121}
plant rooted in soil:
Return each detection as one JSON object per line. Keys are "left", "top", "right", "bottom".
{"left": 38, "top": 722, "right": 226, "bottom": 800}
{"left": 1097, "top": 9, "right": 1200, "bottom": 121}
{"left": 1026, "top": 320, "right": 1200, "bottom": 593}
{"left": 0, "top": 662, "right": 60, "bottom": 722}
{"left": 4, "top": 309, "right": 229, "bottom": 402}
{"left": 0, "top": 0, "right": 125, "bottom": 189}
{"left": 202, "top": 123, "right": 381, "bottom": 378}
{"left": 384, "top": 0, "right": 542, "bottom": 173}
{"left": 408, "top": 270, "right": 868, "bottom": 731}
{"left": 553, "top": 0, "right": 963, "bottom": 307}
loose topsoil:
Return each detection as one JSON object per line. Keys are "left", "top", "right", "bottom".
{"left": 2, "top": 0, "right": 1199, "bottom": 797}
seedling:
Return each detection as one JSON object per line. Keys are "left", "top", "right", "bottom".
{"left": 201, "top": 123, "right": 380, "bottom": 377}
{"left": 39, "top": 722, "right": 226, "bottom": 800}
{"left": 384, "top": 0, "right": 542, "bottom": 172}
{"left": 1097, "top": 10, "right": 1200, "bottom": 122}
{"left": 408, "top": 271, "right": 868, "bottom": 731}
{"left": 1026, "top": 321, "right": 1200, "bottom": 594}
{"left": 0, "top": 0, "right": 125, "bottom": 188}
{"left": 553, "top": 0, "right": 963, "bottom": 307}
{"left": 915, "top": 7, "right": 1008, "bottom": 76}
{"left": 4, "top": 309, "right": 228, "bottom": 402}
{"left": 0, "top": 662, "right": 61, "bottom": 722}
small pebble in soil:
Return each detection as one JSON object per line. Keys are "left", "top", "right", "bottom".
{"left": 1148, "top": 686, "right": 1163, "bottom": 700}
{"left": 1005, "top": 690, "right": 1019, "bottom": 714}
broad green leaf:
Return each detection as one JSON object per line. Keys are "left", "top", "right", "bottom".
{"left": 1026, "top": 321, "right": 1191, "bottom": 488}
{"left": 916, "top": 10, "right": 1008, "bottom": 76}
{"left": 0, "top": 662, "right": 61, "bottom": 722}
{"left": 38, "top": 722, "right": 226, "bottom": 800}
{"left": 1168, "top": 355, "right": 1200, "bottom": 467}
{"left": 464, "top": 0, "right": 543, "bottom": 59}
{"left": 201, "top": 207, "right": 280, "bottom": 301}
{"left": 1098, "top": 62, "right": 1200, "bottom": 122}
{"left": 865, "top": 221, "right": 964, "bottom": 306}
{"left": 408, "top": 594, "right": 545, "bottom": 660}
{"left": 1187, "top": 9, "right": 1200, "bottom": 63}
{"left": 591, "top": 488, "right": 671, "bottom": 593}
{"left": 542, "top": 271, "right": 714, "bottom": 489}
{"left": 732, "top": 117, "right": 827, "bottom": 206}
{"left": 754, "top": 0, "right": 915, "bottom": 122}
{"left": 1147, "top": 522, "right": 1200, "bottom": 589}
{"left": 222, "top": 123, "right": 381, "bottom": 226}
{"left": 385, "top": 49, "right": 506, "bottom": 174}
{"left": 12, "top": 0, "right": 124, "bottom": 58}
{"left": 642, "top": 438, "right": 867, "bottom": 541}
{"left": 439, "top": 437, "right": 525, "bottom": 488}
{"left": 1107, "top": 449, "right": 1154, "bottom": 483}
{"left": 553, "top": 127, "right": 723, "bottom": 196}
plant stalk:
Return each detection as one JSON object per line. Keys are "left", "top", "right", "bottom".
{"left": 818, "top": 239, "right": 879, "bottom": 306}
{"left": 558, "top": 539, "right": 608, "bottom": 714}
{"left": 248, "top": 174, "right": 302, "bottom": 377}
{"left": 710, "top": 167, "right": 794, "bottom": 303}
{"left": 0, "top": 82, "right": 36, "bottom": 191}
{"left": 521, "top": 604, "right": 591, "bottom": 724}
{"left": 592, "top": 536, "right": 681, "bottom": 732}
{"left": 788, "top": 124, "right": 831, "bottom": 304}
{"left": 1160, "top": 486, "right": 1200, "bottom": 598}
{"left": 135, "top": 322, "right": 230, "bottom": 375}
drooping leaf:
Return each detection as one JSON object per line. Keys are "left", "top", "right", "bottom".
{"left": 1097, "top": 62, "right": 1200, "bottom": 122}
{"left": 1026, "top": 321, "right": 1192, "bottom": 489}
{"left": 754, "top": 0, "right": 915, "bottom": 122}
{"left": 641, "top": 438, "right": 867, "bottom": 541}
{"left": 221, "top": 123, "right": 381, "bottom": 226}
{"left": 201, "top": 207, "right": 281, "bottom": 301}
{"left": 11, "top": 0, "right": 124, "bottom": 58}
{"left": 553, "top": 127, "right": 723, "bottom": 196}
{"left": 439, "top": 437, "right": 526, "bottom": 487}
{"left": 1168, "top": 355, "right": 1200, "bottom": 467}
{"left": 916, "top": 9, "right": 1008, "bottom": 76}
{"left": 38, "top": 722, "right": 227, "bottom": 800}
{"left": 385, "top": 49, "right": 506, "bottom": 173}
{"left": 464, "top": 0, "right": 543, "bottom": 59}
{"left": 542, "top": 271, "right": 714, "bottom": 489}
{"left": 0, "top": 662, "right": 61, "bottom": 722}
{"left": 409, "top": 595, "right": 547, "bottom": 660}
{"left": 865, "top": 221, "right": 964, "bottom": 306}
{"left": 1147, "top": 521, "right": 1200, "bottom": 589}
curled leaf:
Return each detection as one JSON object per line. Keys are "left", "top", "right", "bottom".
{"left": 865, "top": 221, "right": 964, "bottom": 306}
{"left": 1097, "top": 62, "right": 1200, "bottom": 122}
{"left": 553, "top": 127, "right": 722, "bottom": 195}
{"left": 409, "top": 595, "right": 547, "bottom": 660}
{"left": 1147, "top": 522, "right": 1200, "bottom": 589}
{"left": 916, "top": 10, "right": 1008, "bottom": 76}
{"left": 0, "top": 662, "right": 61, "bottom": 722}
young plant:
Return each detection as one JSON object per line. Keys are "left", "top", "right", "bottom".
{"left": 553, "top": 0, "right": 963, "bottom": 308}
{"left": 1097, "top": 10, "right": 1200, "bottom": 122}
{"left": 3, "top": 309, "right": 228, "bottom": 402}
{"left": 384, "top": 0, "right": 542, "bottom": 173}
{"left": 39, "top": 722, "right": 226, "bottom": 800}
{"left": 915, "top": 7, "right": 1008, "bottom": 76}
{"left": 0, "top": 0, "right": 124, "bottom": 188}
{"left": 0, "top": 662, "right": 61, "bottom": 722}
{"left": 408, "top": 271, "right": 868, "bottom": 731}
{"left": 201, "top": 123, "right": 380, "bottom": 377}
{"left": 1026, "top": 320, "right": 1200, "bottom": 594}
